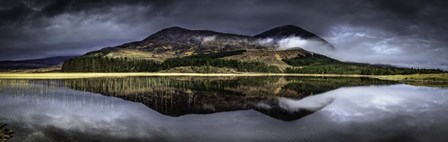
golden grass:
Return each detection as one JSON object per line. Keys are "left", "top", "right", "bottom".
{"left": 0, "top": 72, "right": 446, "bottom": 87}
{"left": 0, "top": 72, "right": 372, "bottom": 79}
{"left": 375, "top": 73, "right": 448, "bottom": 82}
{"left": 374, "top": 73, "right": 448, "bottom": 87}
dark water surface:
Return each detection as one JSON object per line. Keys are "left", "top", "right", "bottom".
{"left": 0, "top": 76, "right": 447, "bottom": 142}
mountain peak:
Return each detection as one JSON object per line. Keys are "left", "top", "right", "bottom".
{"left": 161, "top": 26, "right": 190, "bottom": 31}
{"left": 274, "top": 25, "right": 303, "bottom": 29}
{"left": 254, "top": 25, "right": 318, "bottom": 39}
{"left": 153, "top": 26, "right": 191, "bottom": 34}
{"left": 143, "top": 26, "right": 192, "bottom": 41}
{"left": 254, "top": 25, "right": 335, "bottom": 49}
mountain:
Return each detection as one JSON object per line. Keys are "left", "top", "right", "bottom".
{"left": 62, "top": 25, "right": 443, "bottom": 75}
{"left": 0, "top": 56, "right": 76, "bottom": 71}
{"left": 141, "top": 26, "right": 267, "bottom": 52}
{"left": 86, "top": 25, "right": 333, "bottom": 58}
{"left": 85, "top": 26, "right": 274, "bottom": 61}
{"left": 69, "top": 25, "right": 331, "bottom": 70}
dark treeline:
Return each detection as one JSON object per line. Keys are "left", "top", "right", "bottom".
{"left": 284, "top": 77, "right": 395, "bottom": 95}
{"left": 283, "top": 53, "right": 340, "bottom": 66}
{"left": 62, "top": 50, "right": 281, "bottom": 73}
{"left": 62, "top": 56, "right": 159, "bottom": 72}
{"left": 161, "top": 58, "right": 281, "bottom": 73}
{"left": 283, "top": 55, "right": 444, "bottom": 75}
{"left": 184, "top": 50, "right": 246, "bottom": 59}
{"left": 285, "top": 64, "right": 443, "bottom": 75}
{"left": 62, "top": 51, "right": 444, "bottom": 74}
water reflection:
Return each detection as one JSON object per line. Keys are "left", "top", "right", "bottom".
{"left": 0, "top": 77, "right": 447, "bottom": 142}
{"left": 3, "top": 77, "right": 394, "bottom": 121}
{"left": 63, "top": 76, "right": 394, "bottom": 120}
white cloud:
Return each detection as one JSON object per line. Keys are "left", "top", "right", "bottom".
{"left": 255, "top": 36, "right": 333, "bottom": 52}
{"left": 253, "top": 26, "right": 448, "bottom": 70}
{"left": 277, "top": 37, "right": 332, "bottom": 52}
{"left": 321, "top": 25, "right": 448, "bottom": 70}
{"left": 201, "top": 35, "right": 216, "bottom": 42}
{"left": 277, "top": 37, "right": 308, "bottom": 49}
{"left": 256, "top": 38, "right": 275, "bottom": 46}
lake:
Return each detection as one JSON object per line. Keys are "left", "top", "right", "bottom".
{"left": 0, "top": 76, "right": 447, "bottom": 142}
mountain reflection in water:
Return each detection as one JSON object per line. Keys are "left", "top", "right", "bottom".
{"left": 38, "top": 76, "right": 392, "bottom": 120}
{"left": 1, "top": 77, "right": 447, "bottom": 142}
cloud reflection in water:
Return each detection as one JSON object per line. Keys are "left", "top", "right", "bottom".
{"left": 0, "top": 82, "right": 448, "bottom": 142}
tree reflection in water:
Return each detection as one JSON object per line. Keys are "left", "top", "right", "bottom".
{"left": 62, "top": 76, "right": 395, "bottom": 120}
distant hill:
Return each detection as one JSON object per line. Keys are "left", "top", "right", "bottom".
{"left": 60, "top": 25, "right": 443, "bottom": 75}
{"left": 0, "top": 56, "right": 76, "bottom": 71}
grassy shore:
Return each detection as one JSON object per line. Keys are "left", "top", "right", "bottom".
{"left": 374, "top": 73, "right": 448, "bottom": 87}
{"left": 0, "top": 72, "right": 373, "bottom": 79}
{"left": 0, "top": 72, "right": 446, "bottom": 86}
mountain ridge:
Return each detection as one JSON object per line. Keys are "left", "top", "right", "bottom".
{"left": 83, "top": 25, "right": 334, "bottom": 60}
{"left": 60, "top": 25, "right": 444, "bottom": 75}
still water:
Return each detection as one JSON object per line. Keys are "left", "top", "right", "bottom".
{"left": 0, "top": 76, "right": 447, "bottom": 142}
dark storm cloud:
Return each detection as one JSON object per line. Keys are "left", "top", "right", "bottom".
{"left": 0, "top": 0, "right": 447, "bottom": 69}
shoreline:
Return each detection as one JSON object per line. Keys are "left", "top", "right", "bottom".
{"left": 0, "top": 73, "right": 446, "bottom": 86}
{"left": 0, "top": 72, "right": 375, "bottom": 79}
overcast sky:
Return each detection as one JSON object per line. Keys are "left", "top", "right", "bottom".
{"left": 1, "top": 0, "right": 447, "bottom": 69}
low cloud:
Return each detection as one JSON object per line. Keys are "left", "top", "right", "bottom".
{"left": 254, "top": 26, "right": 448, "bottom": 70}
{"left": 256, "top": 38, "right": 275, "bottom": 46}
{"left": 255, "top": 36, "right": 334, "bottom": 52}
{"left": 277, "top": 37, "right": 333, "bottom": 52}
{"left": 201, "top": 35, "right": 216, "bottom": 42}
{"left": 325, "top": 26, "right": 448, "bottom": 70}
